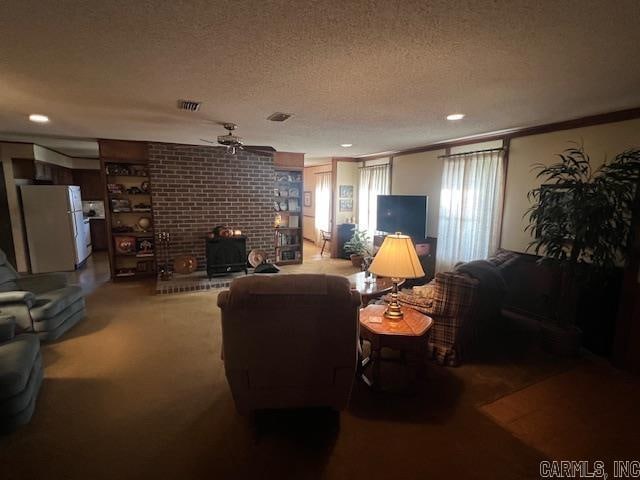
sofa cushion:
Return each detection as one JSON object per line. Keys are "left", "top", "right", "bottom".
{"left": 30, "top": 286, "right": 84, "bottom": 321}
{"left": 487, "top": 249, "right": 520, "bottom": 269}
{"left": 0, "top": 315, "right": 16, "bottom": 342}
{"left": 0, "top": 335, "right": 40, "bottom": 399}
{"left": 412, "top": 279, "right": 436, "bottom": 299}
{"left": 455, "top": 260, "right": 506, "bottom": 292}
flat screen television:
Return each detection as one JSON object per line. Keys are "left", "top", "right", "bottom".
{"left": 376, "top": 195, "right": 428, "bottom": 239}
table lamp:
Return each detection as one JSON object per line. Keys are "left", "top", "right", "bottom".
{"left": 367, "top": 232, "right": 425, "bottom": 319}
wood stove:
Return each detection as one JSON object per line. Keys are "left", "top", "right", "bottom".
{"left": 205, "top": 236, "right": 248, "bottom": 278}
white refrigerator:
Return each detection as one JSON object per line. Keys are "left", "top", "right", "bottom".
{"left": 21, "top": 185, "right": 92, "bottom": 273}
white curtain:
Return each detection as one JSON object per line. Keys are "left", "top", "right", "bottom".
{"left": 358, "top": 164, "right": 391, "bottom": 244}
{"left": 314, "top": 172, "right": 332, "bottom": 244}
{"left": 436, "top": 149, "right": 505, "bottom": 272}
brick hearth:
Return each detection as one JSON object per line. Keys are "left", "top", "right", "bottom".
{"left": 148, "top": 142, "right": 274, "bottom": 269}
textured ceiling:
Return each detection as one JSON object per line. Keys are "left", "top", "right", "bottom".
{"left": 1, "top": 0, "right": 639, "bottom": 159}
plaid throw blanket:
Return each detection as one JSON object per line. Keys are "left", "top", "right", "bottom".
{"left": 395, "top": 271, "right": 478, "bottom": 366}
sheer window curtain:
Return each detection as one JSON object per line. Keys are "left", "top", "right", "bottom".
{"left": 358, "top": 164, "right": 390, "bottom": 244}
{"left": 436, "top": 149, "right": 505, "bottom": 272}
{"left": 314, "top": 172, "right": 332, "bottom": 244}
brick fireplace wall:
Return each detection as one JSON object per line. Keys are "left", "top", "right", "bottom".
{"left": 148, "top": 142, "right": 274, "bottom": 269}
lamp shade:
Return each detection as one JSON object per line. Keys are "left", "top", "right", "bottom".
{"left": 368, "top": 233, "right": 425, "bottom": 279}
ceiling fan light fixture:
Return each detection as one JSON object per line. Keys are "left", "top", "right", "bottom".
{"left": 217, "top": 133, "right": 243, "bottom": 146}
{"left": 267, "top": 112, "right": 292, "bottom": 122}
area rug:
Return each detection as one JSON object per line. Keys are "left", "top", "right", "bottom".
{"left": 480, "top": 358, "right": 640, "bottom": 462}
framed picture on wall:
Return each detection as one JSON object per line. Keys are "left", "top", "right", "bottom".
{"left": 304, "top": 191, "right": 312, "bottom": 207}
{"left": 339, "top": 185, "right": 353, "bottom": 198}
{"left": 339, "top": 199, "right": 353, "bottom": 212}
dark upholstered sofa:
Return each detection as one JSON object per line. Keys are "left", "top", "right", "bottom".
{"left": 395, "top": 249, "right": 522, "bottom": 366}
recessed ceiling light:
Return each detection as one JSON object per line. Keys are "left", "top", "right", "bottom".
{"left": 340, "top": 143, "right": 353, "bottom": 148}
{"left": 446, "top": 113, "right": 465, "bottom": 121}
{"left": 29, "top": 114, "right": 50, "bottom": 123}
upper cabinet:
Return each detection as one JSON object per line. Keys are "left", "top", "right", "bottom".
{"left": 274, "top": 152, "right": 304, "bottom": 168}
{"left": 33, "top": 161, "right": 73, "bottom": 185}
{"left": 72, "top": 169, "right": 103, "bottom": 199}
{"left": 98, "top": 140, "right": 148, "bottom": 162}
{"left": 34, "top": 161, "right": 53, "bottom": 181}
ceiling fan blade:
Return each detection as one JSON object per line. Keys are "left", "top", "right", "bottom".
{"left": 199, "top": 138, "right": 218, "bottom": 144}
{"left": 243, "top": 145, "right": 276, "bottom": 153}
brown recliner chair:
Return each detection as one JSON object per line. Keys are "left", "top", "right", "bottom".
{"left": 217, "top": 274, "right": 361, "bottom": 415}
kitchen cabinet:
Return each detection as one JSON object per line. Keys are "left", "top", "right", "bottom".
{"left": 89, "top": 219, "right": 108, "bottom": 251}
{"left": 34, "top": 161, "right": 73, "bottom": 185}
{"left": 34, "top": 161, "right": 53, "bottom": 181}
{"left": 72, "top": 169, "right": 103, "bottom": 199}
{"left": 53, "top": 166, "right": 73, "bottom": 185}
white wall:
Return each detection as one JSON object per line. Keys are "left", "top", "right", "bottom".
{"left": 334, "top": 161, "right": 359, "bottom": 225}
{"left": 501, "top": 118, "right": 640, "bottom": 252}
{"left": 0, "top": 143, "right": 36, "bottom": 272}
{"left": 391, "top": 149, "right": 445, "bottom": 237}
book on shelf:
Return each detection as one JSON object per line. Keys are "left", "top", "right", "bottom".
{"left": 288, "top": 198, "right": 300, "bottom": 212}
{"left": 276, "top": 232, "right": 300, "bottom": 246}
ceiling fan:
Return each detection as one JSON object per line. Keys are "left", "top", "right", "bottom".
{"left": 200, "top": 123, "right": 276, "bottom": 155}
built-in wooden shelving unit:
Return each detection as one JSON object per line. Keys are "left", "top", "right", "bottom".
{"left": 98, "top": 140, "right": 156, "bottom": 281}
{"left": 273, "top": 152, "right": 305, "bottom": 265}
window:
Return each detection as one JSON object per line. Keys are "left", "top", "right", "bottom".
{"left": 436, "top": 149, "right": 505, "bottom": 272}
{"left": 314, "top": 172, "right": 332, "bottom": 243}
{"left": 358, "top": 164, "right": 390, "bottom": 244}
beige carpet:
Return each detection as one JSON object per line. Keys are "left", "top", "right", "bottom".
{"left": 0, "top": 243, "right": 635, "bottom": 479}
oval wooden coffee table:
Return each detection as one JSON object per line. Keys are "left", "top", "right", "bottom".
{"left": 359, "top": 304, "right": 433, "bottom": 391}
{"left": 348, "top": 271, "right": 405, "bottom": 306}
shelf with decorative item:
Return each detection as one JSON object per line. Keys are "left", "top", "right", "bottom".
{"left": 112, "top": 232, "right": 154, "bottom": 237}
{"left": 109, "top": 193, "right": 151, "bottom": 197}
{"left": 107, "top": 174, "right": 149, "bottom": 179}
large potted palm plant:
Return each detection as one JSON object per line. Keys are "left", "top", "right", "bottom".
{"left": 525, "top": 145, "right": 640, "bottom": 355}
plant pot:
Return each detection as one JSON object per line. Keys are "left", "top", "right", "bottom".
{"left": 350, "top": 254, "right": 364, "bottom": 268}
{"left": 540, "top": 323, "right": 582, "bottom": 357}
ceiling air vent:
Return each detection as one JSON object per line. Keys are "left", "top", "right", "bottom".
{"left": 177, "top": 99, "right": 202, "bottom": 112}
{"left": 267, "top": 112, "right": 292, "bottom": 122}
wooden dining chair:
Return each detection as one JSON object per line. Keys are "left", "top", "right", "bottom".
{"left": 320, "top": 230, "right": 332, "bottom": 256}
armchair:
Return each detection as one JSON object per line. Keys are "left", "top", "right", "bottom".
{"left": 0, "top": 249, "right": 85, "bottom": 341}
{"left": 217, "top": 274, "right": 361, "bottom": 415}
{"left": 0, "top": 314, "right": 43, "bottom": 432}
